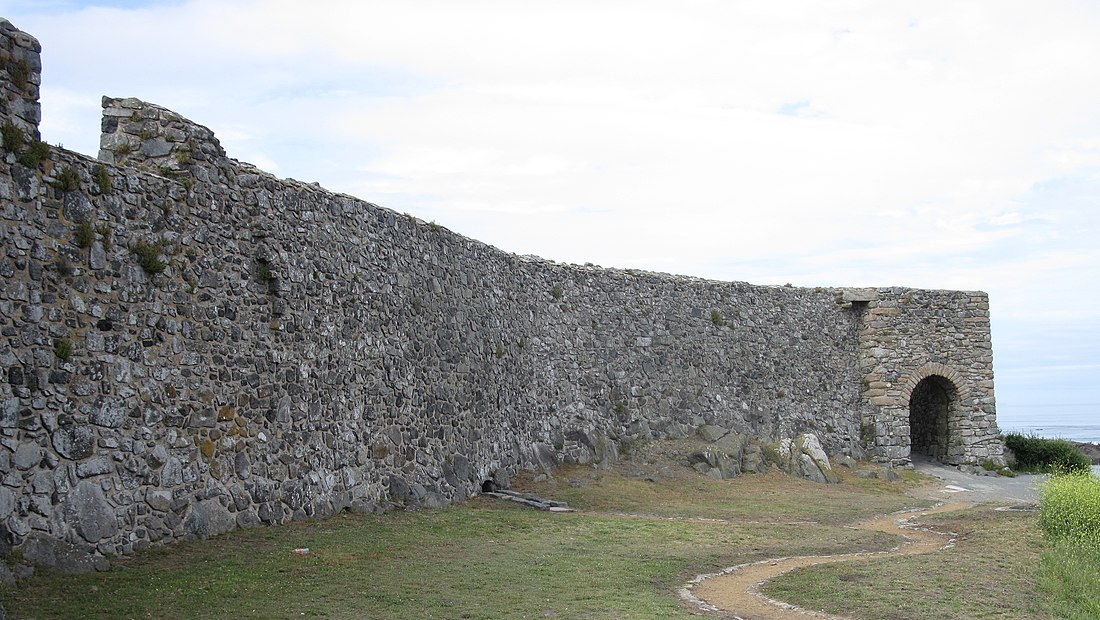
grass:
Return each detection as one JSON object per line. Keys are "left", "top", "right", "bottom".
{"left": 763, "top": 506, "right": 1054, "bottom": 619}
{"left": 1038, "top": 538, "right": 1100, "bottom": 619}
{"left": 1, "top": 120, "right": 23, "bottom": 152}
{"left": 93, "top": 164, "right": 112, "bottom": 194}
{"left": 74, "top": 222, "right": 94, "bottom": 249}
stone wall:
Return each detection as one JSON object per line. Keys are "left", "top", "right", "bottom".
{"left": 0, "top": 18, "right": 1001, "bottom": 571}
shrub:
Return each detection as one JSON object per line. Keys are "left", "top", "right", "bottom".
{"left": 1004, "top": 433, "right": 1090, "bottom": 473}
{"left": 551, "top": 285, "right": 562, "bottom": 301}
{"left": 1036, "top": 470, "right": 1100, "bottom": 617}
{"left": 710, "top": 309, "right": 723, "bottom": 326}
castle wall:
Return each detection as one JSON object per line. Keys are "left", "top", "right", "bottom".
{"left": 0, "top": 19, "right": 999, "bottom": 568}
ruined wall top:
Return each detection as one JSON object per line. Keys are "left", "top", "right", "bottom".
{"left": 0, "top": 19, "right": 40, "bottom": 141}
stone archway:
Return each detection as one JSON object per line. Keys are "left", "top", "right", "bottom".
{"left": 908, "top": 375, "right": 958, "bottom": 461}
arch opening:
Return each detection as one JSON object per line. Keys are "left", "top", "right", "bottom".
{"left": 908, "top": 375, "right": 957, "bottom": 462}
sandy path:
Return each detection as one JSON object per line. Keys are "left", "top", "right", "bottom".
{"left": 681, "top": 502, "right": 969, "bottom": 620}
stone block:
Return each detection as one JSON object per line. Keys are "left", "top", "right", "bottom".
{"left": 65, "top": 480, "right": 118, "bottom": 543}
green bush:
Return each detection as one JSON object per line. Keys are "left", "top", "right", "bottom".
{"left": 1004, "top": 433, "right": 1090, "bottom": 473}
{"left": 93, "top": 164, "right": 112, "bottom": 194}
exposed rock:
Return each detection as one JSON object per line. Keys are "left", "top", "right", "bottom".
{"left": 530, "top": 442, "right": 559, "bottom": 475}
{"left": 21, "top": 534, "right": 109, "bottom": 574}
{"left": 185, "top": 499, "right": 235, "bottom": 539}
{"left": 52, "top": 425, "right": 94, "bottom": 460}
{"left": 64, "top": 480, "right": 118, "bottom": 543}
{"left": 146, "top": 490, "right": 172, "bottom": 512}
{"left": 12, "top": 441, "right": 41, "bottom": 470}
{"left": 696, "top": 425, "right": 729, "bottom": 443}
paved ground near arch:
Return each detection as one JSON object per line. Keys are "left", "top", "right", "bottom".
{"left": 909, "top": 457, "right": 1042, "bottom": 504}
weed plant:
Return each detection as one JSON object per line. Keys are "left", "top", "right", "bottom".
{"left": 130, "top": 240, "right": 167, "bottom": 275}
{"left": 17, "top": 140, "right": 49, "bottom": 168}
{"left": 1, "top": 120, "right": 23, "bottom": 152}
{"left": 73, "top": 222, "right": 94, "bottom": 249}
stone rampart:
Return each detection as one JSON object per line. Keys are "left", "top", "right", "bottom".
{"left": 0, "top": 19, "right": 1001, "bottom": 571}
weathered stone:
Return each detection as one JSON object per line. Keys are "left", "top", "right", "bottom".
{"left": 65, "top": 480, "right": 118, "bottom": 543}
{"left": 0, "top": 487, "right": 15, "bottom": 518}
{"left": 146, "top": 490, "right": 172, "bottom": 512}
{"left": 91, "top": 400, "right": 125, "bottom": 428}
{"left": 697, "top": 425, "right": 728, "bottom": 443}
{"left": 88, "top": 241, "right": 106, "bottom": 270}
{"left": 21, "top": 535, "right": 109, "bottom": 574}
{"left": 147, "top": 444, "right": 168, "bottom": 468}
{"left": 76, "top": 456, "right": 112, "bottom": 478}
{"left": 185, "top": 499, "right": 235, "bottom": 539}
{"left": 12, "top": 441, "right": 41, "bottom": 469}
{"left": 52, "top": 425, "right": 94, "bottom": 460}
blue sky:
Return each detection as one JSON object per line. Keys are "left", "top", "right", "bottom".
{"left": 1, "top": 0, "right": 1098, "bottom": 430}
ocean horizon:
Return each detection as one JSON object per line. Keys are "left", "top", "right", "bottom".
{"left": 995, "top": 403, "right": 1099, "bottom": 444}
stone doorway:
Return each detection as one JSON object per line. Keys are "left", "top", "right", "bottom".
{"left": 908, "top": 375, "right": 957, "bottom": 462}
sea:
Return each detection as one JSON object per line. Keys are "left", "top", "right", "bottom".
{"left": 996, "top": 404, "right": 1100, "bottom": 476}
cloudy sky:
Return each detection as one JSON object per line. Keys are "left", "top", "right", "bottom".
{"left": 3, "top": 0, "right": 1098, "bottom": 431}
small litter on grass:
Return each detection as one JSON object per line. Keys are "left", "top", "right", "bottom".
{"left": 291, "top": 548, "right": 311, "bottom": 555}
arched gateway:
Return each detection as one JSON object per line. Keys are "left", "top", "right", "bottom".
{"left": 908, "top": 375, "right": 958, "bottom": 461}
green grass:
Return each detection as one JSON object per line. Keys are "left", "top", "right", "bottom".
{"left": 0, "top": 446, "right": 1063, "bottom": 619}
{"left": 1039, "top": 538, "right": 1100, "bottom": 619}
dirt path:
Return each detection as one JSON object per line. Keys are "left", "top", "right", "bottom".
{"left": 681, "top": 502, "right": 970, "bottom": 620}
